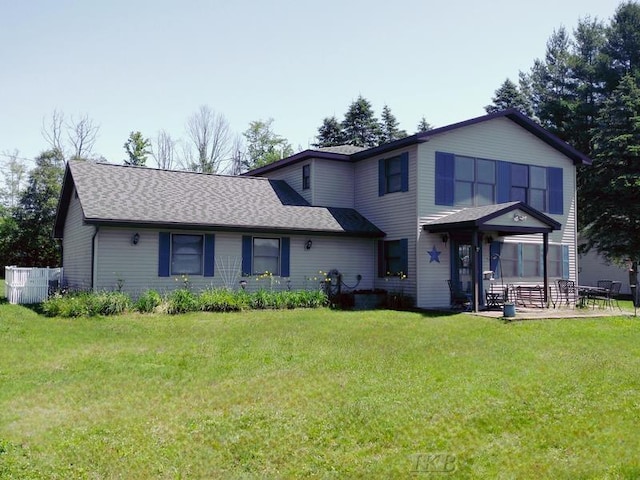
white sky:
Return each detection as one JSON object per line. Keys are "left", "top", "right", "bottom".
{"left": 0, "top": 0, "right": 622, "bottom": 168}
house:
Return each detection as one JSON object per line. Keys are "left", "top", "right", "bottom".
{"left": 54, "top": 109, "right": 591, "bottom": 311}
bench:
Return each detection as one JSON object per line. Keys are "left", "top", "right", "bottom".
{"left": 514, "top": 285, "right": 546, "bottom": 308}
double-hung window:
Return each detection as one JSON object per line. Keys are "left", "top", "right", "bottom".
{"left": 377, "top": 239, "right": 408, "bottom": 277}
{"left": 171, "top": 234, "right": 203, "bottom": 275}
{"left": 252, "top": 238, "right": 280, "bottom": 275}
{"left": 454, "top": 156, "right": 496, "bottom": 207}
{"left": 378, "top": 152, "right": 409, "bottom": 196}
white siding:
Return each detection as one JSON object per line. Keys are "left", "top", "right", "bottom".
{"left": 257, "top": 162, "right": 311, "bottom": 204}
{"left": 354, "top": 146, "right": 419, "bottom": 300}
{"left": 416, "top": 117, "right": 579, "bottom": 309}
{"left": 94, "top": 228, "right": 375, "bottom": 296}
{"left": 312, "top": 161, "right": 354, "bottom": 208}
{"left": 62, "top": 190, "right": 94, "bottom": 290}
{"left": 258, "top": 159, "right": 355, "bottom": 207}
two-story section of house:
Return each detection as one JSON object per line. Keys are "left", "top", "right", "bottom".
{"left": 248, "top": 109, "right": 591, "bottom": 311}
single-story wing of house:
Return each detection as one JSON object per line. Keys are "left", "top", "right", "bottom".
{"left": 54, "top": 108, "right": 591, "bottom": 311}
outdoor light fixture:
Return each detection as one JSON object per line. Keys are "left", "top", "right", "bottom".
{"left": 132, "top": 233, "right": 140, "bottom": 245}
{"left": 305, "top": 240, "right": 313, "bottom": 250}
{"left": 441, "top": 234, "right": 448, "bottom": 245}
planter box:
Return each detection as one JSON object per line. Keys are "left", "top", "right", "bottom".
{"left": 353, "top": 292, "right": 386, "bottom": 310}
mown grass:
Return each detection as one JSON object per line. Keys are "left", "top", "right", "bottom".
{"left": 1, "top": 302, "right": 640, "bottom": 478}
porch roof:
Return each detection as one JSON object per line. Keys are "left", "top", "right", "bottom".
{"left": 423, "top": 202, "right": 561, "bottom": 235}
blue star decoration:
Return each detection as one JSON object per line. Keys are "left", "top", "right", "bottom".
{"left": 428, "top": 245, "right": 441, "bottom": 263}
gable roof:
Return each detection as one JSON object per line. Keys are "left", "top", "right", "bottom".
{"left": 54, "top": 161, "right": 384, "bottom": 238}
{"left": 246, "top": 109, "right": 592, "bottom": 176}
{"left": 423, "top": 201, "right": 561, "bottom": 235}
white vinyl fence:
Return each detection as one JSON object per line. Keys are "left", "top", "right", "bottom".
{"left": 4, "top": 266, "right": 63, "bottom": 304}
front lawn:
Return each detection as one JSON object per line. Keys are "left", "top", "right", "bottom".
{"left": 1, "top": 304, "right": 639, "bottom": 478}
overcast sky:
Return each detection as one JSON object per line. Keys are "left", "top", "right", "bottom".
{"left": 0, "top": 0, "right": 622, "bottom": 169}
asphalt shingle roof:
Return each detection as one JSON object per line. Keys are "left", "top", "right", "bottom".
{"left": 57, "top": 161, "right": 384, "bottom": 237}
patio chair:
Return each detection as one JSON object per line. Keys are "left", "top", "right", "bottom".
{"left": 556, "top": 279, "right": 578, "bottom": 308}
{"left": 448, "top": 279, "right": 472, "bottom": 311}
{"left": 485, "top": 283, "right": 508, "bottom": 310}
{"left": 591, "top": 280, "right": 622, "bottom": 309}
{"left": 609, "top": 281, "right": 622, "bottom": 310}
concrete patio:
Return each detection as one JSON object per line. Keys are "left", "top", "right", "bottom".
{"left": 470, "top": 305, "right": 638, "bottom": 320}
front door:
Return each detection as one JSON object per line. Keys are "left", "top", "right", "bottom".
{"left": 452, "top": 240, "right": 472, "bottom": 295}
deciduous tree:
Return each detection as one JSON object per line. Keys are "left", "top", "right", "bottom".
{"left": 183, "top": 105, "right": 231, "bottom": 173}
{"left": 242, "top": 119, "right": 293, "bottom": 171}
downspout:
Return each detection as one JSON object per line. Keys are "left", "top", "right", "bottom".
{"left": 91, "top": 226, "right": 99, "bottom": 291}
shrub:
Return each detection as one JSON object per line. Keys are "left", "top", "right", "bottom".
{"left": 166, "top": 288, "right": 198, "bottom": 315}
{"left": 135, "top": 290, "right": 162, "bottom": 313}
{"left": 90, "top": 291, "right": 132, "bottom": 315}
{"left": 42, "top": 292, "right": 89, "bottom": 317}
{"left": 199, "top": 288, "right": 248, "bottom": 312}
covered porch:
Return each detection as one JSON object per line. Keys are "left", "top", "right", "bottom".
{"left": 423, "top": 202, "right": 562, "bottom": 313}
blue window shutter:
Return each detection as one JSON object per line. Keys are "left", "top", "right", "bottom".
{"left": 400, "top": 152, "right": 409, "bottom": 192}
{"left": 548, "top": 167, "right": 563, "bottom": 214}
{"left": 435, "top": 152, "right": 455, "bottom": 205}
{"left": 562, "top": 244, "right": 569, "bottom": 279}
{"left": 378, "top": 159, "right": 386, "bottom": 196}
{"left": 435, "top": 152, "right": 454, "bottom": 206}
{"left": 400, "top": 238, "right": 408, "bottom": 275}
{"left": 281, "top": 237, "right": 290, "bottom": 277}
{"left": 496, "top": 161, "right": 511, "bottom": 204}
{"left": 158, "top": 232, "right": 171, "bottom": 277}
{"left": 242, "top": 236, "right": 252, "bottom": 276}
{"left": 377, "top": 240, "right": 385, "bottom": 277}
{"left": 204, "top": 234, "right": 215, "bottom": 277}
{"left": 489, "top": 241, "right": 502, "bottom": 276}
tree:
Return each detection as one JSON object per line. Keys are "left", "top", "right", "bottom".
{"left": 229, "top": 134, "right": 246, "bottom": 175}
{"left": 183, "top": 105, "right": 231, "bottom": 173}
{"left": 151, "top": 130, "right": 177, "bottom": 170}
{"left": 604, "top": 1, "right": 640, "bottom": 88}
{"left": 379, "top": 105, "right": 407, "bottom": 143}
{"left": 313, "top": 116, "right": 344, "bottom": 147}
{"left": 580, "top": 75, "right": 640, "bottom": 286}
{"left": 242, "top": 118, "right": 293, "bottom": 171}
{"left": 41, "top": 110, "right": 100, "bottom": 162}
{"left": 416, "top": 116, "right": 433, "bottom": 132}
{"left": 123, "top": 131, "right": 151, "bottom": 166}
{"left": 0, "top": 150, "right": 27, "bottom": 208}
{"left": 341, "top": 95, "right": 381, "bottom": 147}
{"left": 485, "top": 78, "right": 533, "bottom": 116}
{"left": 1, "top": 150, "right": 65, "bottom": 266}
{"left": 525, "top": 27, "right": 576, "bottom": 140}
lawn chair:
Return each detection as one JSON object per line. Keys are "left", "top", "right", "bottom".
{"left": 448, "top": 279, "right": 472, "bottom": 311}
{"left": 556, "top": 279, "right": 578, "bottom": 308}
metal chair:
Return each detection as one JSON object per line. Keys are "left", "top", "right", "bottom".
{"left": 448, "top": 280, "right": 472, "bottom": 311}
{"left": 556, "top": 279, "right": 578, "bottom": 308}
{"left": 591, "top": 280, "right": 616, "bottom": 309}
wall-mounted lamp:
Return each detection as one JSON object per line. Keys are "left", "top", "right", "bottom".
{"left": 132, "top": 233, "right": 140, "bottom": 245}
{"left": 305, "top": 240, "right": 313, "bottom": 250}
{"left": 486, "top": 236, "right": 494, "bottom": 244}
{"left": 441, "top": 234, "right": 448, "bottom": 246}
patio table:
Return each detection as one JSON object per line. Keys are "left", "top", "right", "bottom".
{"left": 577, "top": 285, "right": 608, "bottom": 308}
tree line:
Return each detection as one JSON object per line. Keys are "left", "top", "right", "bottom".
{"left": 485, "top": 0, "right": 640, "bottom": 285}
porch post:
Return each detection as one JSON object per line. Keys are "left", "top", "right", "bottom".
{"left": 543, "top": 232, "right": 549, "bottom": 304}
{"left": 472, "top": 230, "right": 479, "bottom": 312}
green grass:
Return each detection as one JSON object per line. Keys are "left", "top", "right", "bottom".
{"left": 1, "top": 303, "right": 640, "bottom": 478}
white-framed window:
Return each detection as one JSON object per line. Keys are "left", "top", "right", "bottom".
{"left": 171, "top": 234, "right": 203, "bottom": 275}
{"left": 253, "top": 237, "right": 280, "bottom": 275}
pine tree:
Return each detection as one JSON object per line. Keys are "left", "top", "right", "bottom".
{"left": 416, "top": 116, "right": 433, "bottom": 132}
{"left": 123, "top": 131, "right": 151, "bottom": 166}
{"left": 379, "top": 105, "right": 407, "bottom": 144}
{"left": 313, "top": 116, "right": 344, "bottom": 147}
{"left": 485, "top": 78, "right": 533, "bottom": 116}
{"left": 580, "top": 75, "right": 640, "bottom": 269}
{"left": 341, "top": 96, "right": 381, "bottom": 147}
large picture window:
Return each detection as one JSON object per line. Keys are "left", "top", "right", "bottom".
{"left": 253, "top": 238, "right": 280, "bottom": 275}
{"left": 496, "top": 242, "right": 564, "bottom": 279}
{"left": 171, "top": 234, "right": 203, "bottom": 275}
